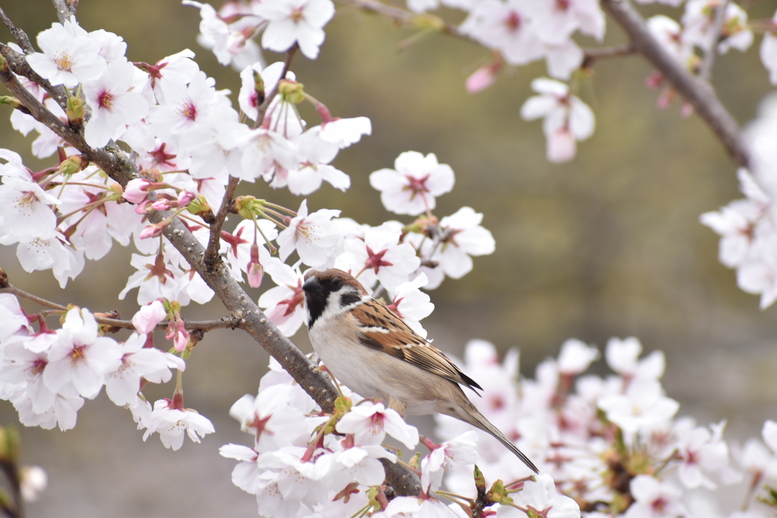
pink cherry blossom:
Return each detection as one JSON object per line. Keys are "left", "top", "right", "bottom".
{"left": 42, "top": 307, "right": 123, "bottom": 399}
{"left": 142, "top": 399, "right": 215, "bottom": 450}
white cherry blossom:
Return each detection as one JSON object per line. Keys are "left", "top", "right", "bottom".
{"left": 255, "top": 0, "right": 335, "bottom": 59}
{"left": 370, "top": 151, "right": 455, "bottom": 216}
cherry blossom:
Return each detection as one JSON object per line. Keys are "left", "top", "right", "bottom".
{"left": 598, "top": 379, "right": 680, "bottom": 435}
{"left": 104, "top": 333, "right": 185, "bottom": 406}
{"left": 624, "top": 476, "right": 687, "bottom": 518}
{"left": 0, "top": 177, "right": 60, "bottom": 242}
{"left": 460, "top": 0, "right": 545, "bottom": 67}
{"left": 419, "top": 431, "right": 478, "bottom": 493}
{"left": 286, "top": 127, "right": 351, "bottom": 195}
{"left": 142, "top": 399, "right": 215, "bottom": 450}
{"left": 26, "top": 19, "right": 107, "bottom": 87}
{"left": 761, "top": 11, "right": 777, "bottom": 85}
{"left": 557, "top": 338, "right": 599, "bottom": 375}
{"left": 42, "top": 308, "right": 123, "bottom": 399}
{"left": 386, "top": 273, "right": 434, "bottom": 337}
{"left": 369, "top": 151, "right": 455, "bottom": 216}
{"left": 345, "top": 222, "right": 421, "bottom": 291}
{"left": 258, "top": 259, "right": 307, "bottom": 335}
{"left": 83, "top": 59, "right": 149, "bottom": 147}
{"left": 682, "top": 0, "right": 753, "bottom": 55}
{"left": 229, "top": 384, "right": 317, "bottom": 451}
{"left": 255, "top": 0, "right": 336, "bottom": 59}
{"left": 0, "top": 294, "right": 31, "bottom": 341}
{"left": 276, "top": 200, "right": 342, "bottom": 269}
{"left": 336, "top": 401, "right": 419, "bottom": 448}
{"left": 508, "top": 474, "right": 580, "bottom": 518}
{"left": 415, "top": 207, "right": 495, "bottom": 289}
{"left": 521, "top": 78, "right": 595, "bottom": 163}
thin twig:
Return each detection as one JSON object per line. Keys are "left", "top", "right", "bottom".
{"left": 582, "top": 44, "right": 636, "bottom": 67}
{"left": 699, "top": 0, "right": 730, "bottom": 81}
{"left": 50, "top": 0, "right": 77, "bottom": 24}
{"left": 344, "top": 0, "right": 462, "bottom": 38}
{"left": 601, "top": 0, "right": 750, "bottom": 169}
{"left": 0, "top": 7, "right": 35, "bottom": 54}
{"left": 0, "top": 285, "right": 240, "bottom": 331}
{"left": 203, "top": 175, "right": 239, "bottom": 270}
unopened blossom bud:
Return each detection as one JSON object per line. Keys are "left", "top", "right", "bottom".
{"left": 139, "top": 221, "right": 168, "bottom": 240}
{"left": 151, "top": 199, "right": 173, "bottom": 211}
{"left": 66, "top": 94, "right": 86, "bottom": 126}
{"left": 124, "top": 178, "right": 151, "bottom": 203}
{"left": 57, "top": 155, "right": 87, "bottom": 177}
{"left": 247, "top": 243, "right": 264, "bottom": 288}
{"left": 0, "top": 96, "right": 24, "bottom": 110}
{"left": 186, "top": 195, "right": 214, "bottom": 222}
{"left": 487, "top": 479, "right": 512, "bottom": 505}
{"left": 0, "top": 54, "right": 8, "bottom": 73}
{"left": 278, "top": 79, "right": 305, "bottom": 104}
{"left": 233, "top": 195, "right": 266, "bottom": 219}
{"left": 466, "top": 59, "right": 502, "bottom": 93}
{"left": 176, "top": 190, "right": 196, "bottom": 208}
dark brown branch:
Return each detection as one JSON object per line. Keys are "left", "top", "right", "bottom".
{"left": 0, "top": 34, "right": 422, "bottom": 497}
{"left": 601, "top": 0, "right": 750, "bottom": 168}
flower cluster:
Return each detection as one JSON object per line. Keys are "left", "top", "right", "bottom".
{"left": 220, "top": 357, "right": 577, "bottom": 517}
{"left": 430, "top": 337, "right": 777, "bottom": 517}
{"left": 0, "top": 298, "right": 206, "bottom": 451}
{"left": 702, "top": 94, "right": 777, "bottom": 308}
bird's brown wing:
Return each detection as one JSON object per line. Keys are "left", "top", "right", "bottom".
{"left": 351, "top": 299, "right": 482, "bottom": 393}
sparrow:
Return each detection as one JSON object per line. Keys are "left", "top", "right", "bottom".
{"left": 302, "top": 268, "right": 539, "bottom": 474}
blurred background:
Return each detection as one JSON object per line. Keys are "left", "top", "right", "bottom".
{"left": 1, "top": 0, "right": 776, "bottom": 516}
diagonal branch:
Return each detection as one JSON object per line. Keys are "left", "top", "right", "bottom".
{"left": 0, "top": 34, "right": 422, "bottom": 497}
{"left": 601, "top": 0, "right": 750, "bottom": 169}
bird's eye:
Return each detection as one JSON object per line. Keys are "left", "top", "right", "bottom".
{"left": 329, "top": 277, "right": 342, "bottom": 290}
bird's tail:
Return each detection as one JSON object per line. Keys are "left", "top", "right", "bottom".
{"left": 440, "top": 397, "right": 540, "bottom": 475}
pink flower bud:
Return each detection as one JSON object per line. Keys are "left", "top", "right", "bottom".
{"left": 151, "top": 199, "right": 173, "bottom": 211}
{"left": 176, "top": 191, "right": 196, "bottom": 208}
{"left": 139, "top": 222, "right": 165, "bottom": 240}
{"left": 132, "top": 300, "right": 167, "bottom": 334}
{"left": 124, "top": 178, "right": 151, "bottom": 203}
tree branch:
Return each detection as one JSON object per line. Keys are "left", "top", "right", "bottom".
{"left": 50, "top": 0, "right": 77, "bottom": 24}
{"left": 699, "top": 0, "right": 730, "bottom": 81}
{"left": 600, "top": 0, "right": 750, "bottom": 169}
{"left": 0, "top": 28, "right": 421, "bottom": 497}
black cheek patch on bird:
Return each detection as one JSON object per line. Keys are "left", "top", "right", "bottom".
{"left": 339, "top": 291, "right": 362, "bottom": 309}
{"left": 303, "top": 284, "right": 327, "bottom": 328}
